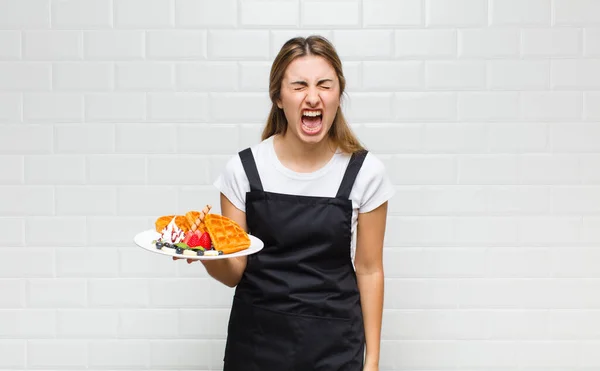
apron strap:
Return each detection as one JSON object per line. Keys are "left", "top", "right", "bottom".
{"left": 239, "top": 148, "right": 264, "bottom": 192}
{"left": 336, "top": 150, "right": 368, "bottom": 199}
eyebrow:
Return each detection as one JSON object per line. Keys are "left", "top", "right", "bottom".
{"left": 290, "top": 79, "right": 334, "bottom": 85}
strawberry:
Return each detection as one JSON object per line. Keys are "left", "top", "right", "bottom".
{"left": 182, "top": 231, "right": 194, "bottom": 245}
{"left": 198, "top": 232, "right": 212, "bottom": 250}
{"left": 186, "top": 231, "right": 202, "bottom": 248}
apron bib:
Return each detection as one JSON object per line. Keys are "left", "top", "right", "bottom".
{"left": 223, "top": 147, "right": 368, "bottom": 371}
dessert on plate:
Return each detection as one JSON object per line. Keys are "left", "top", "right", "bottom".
{"left": 153, "top": 205, "right": 251, "bottom": 257}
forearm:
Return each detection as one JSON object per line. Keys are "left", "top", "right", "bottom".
{"left": 357, "top": 269, "right": 384, "bottom": 367}
{"left": 202, "top": 256, "right": 246, "bottom": 287}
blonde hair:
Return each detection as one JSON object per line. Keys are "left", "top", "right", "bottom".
{"left": 262, "top": 35, "right": 365, "bottom": 154}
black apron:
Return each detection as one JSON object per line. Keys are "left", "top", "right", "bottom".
{"left": 223, "top": 147, "right": 368, "bottom": 371}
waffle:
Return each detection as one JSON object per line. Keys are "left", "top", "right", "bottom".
{"left": 204, "top": 214, "right": 251, "bottom": 254}
{"left": 185, "top": 205, "right": 211, "bottom": 233}
{"left": 155, "top": 215, "right": 175, "bottom": 232}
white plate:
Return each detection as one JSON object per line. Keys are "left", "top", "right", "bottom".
{"left": 133, "top": 229, "right": 264, "bottom": 260}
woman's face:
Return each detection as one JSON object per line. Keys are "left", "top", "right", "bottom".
{"left": 277, "top": 55, "right": 340, "bottom": 145}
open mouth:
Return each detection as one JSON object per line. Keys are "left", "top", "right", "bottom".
{"left": 301, "top": 110, "right": 323, "bottom": 135}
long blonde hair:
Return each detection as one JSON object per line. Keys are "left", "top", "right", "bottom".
{"left": 262, "top": 35, "right": 365, "bottom": 154}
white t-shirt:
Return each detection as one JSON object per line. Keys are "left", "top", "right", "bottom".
{"left": 213, "top": 136, "right": 395, "bottom": 262}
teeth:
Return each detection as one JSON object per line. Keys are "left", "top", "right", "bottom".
{"left": 303, "top": 110, "right": 322, "bottom": 117}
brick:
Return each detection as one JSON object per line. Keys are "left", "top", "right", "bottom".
{"left": 519, "top": 155, "right": 580, "bottom": 185}
{"left": 88, "top": 279, "right": 150, "bottom": 307}
{"left": 51, "top": 0, "right": 112, "bottom": 28}
{"left": 210, "top": 93, "right": 270, "bottom": 122}
{"left": 85, "top": 93, "right": 146, "bottom": 122}
{"left": 150, "top": 278, "right": 229, "bottom": 307}
{"left": 486, "top": 249, "right": 552, "bottom": 279}
{"left": 87, "top": 155, "right": 145, "bottom": 185}
{"left": 147, "top": 156, "right": 210, "bottom": 185}
{"left": 175, "top": 0, "right": 236, "bottom": 27}
{"left": 27, "top": 279, "right": 87, "bottom": 308}
{"left": 354, "top": 124, "right": 422, "bottom": 153}
{"left": 23, "top": 93, "right": 83, "bottom": 123}
{"left": 551, "top": 248, "right": 600, "bottom": 278}
{"left": 116, "top": 62, "right": 174, "bottom": 90}
{"left": 84, "top": 30, "right": 144, "bottom": 60}
{"left": 87, "top": 216, "right": 149, "bottom": 246}
{"left": 0, "top": 93, "right": 21, "bottom": 123}
{"left": 518, "top": 216, "right": 581, "bottom": 246}
{"left": 458, "top": 155, "right": 519, "bottom": 185}
{"left": 488, "top": 123, "right": 548, "bottom": 153}
{"left": 343, "top": 93, "right": 394, "bottom": 122}
{"left": 551, "top": 123, "right": 600, "bottom": 153}
{"left": 490, "top": 0, "right": 550, "bottom": 25}
{"left": 333, "top": 30, "right": 393, "bottom": 59}
{"left": 0, "top": 186, "right": 54, "bottom": 216}
{"left": 0, "top": 279, "right": 25, "bottom": 307}
{"left": 458, "top": 92, "right": 519, "bottom": 121}
{"left": 241, "top": 0, "right": 299, "bottom": 27}
{"left": 486, "top": 186, "right": 550, "bottom": 215}
{"left": 0, "top": 340, "right": 25, "bottom": 368}
{"left": 301, "top": 0, "right": 359, "bottom": 27}
{"left": 456, "top": 217, "right": 518, "bottom": 246}
{"left": 554, "top": 0, "right": 600, "bottom": 25}
{"left": 363, "top": 61, "right": 423, "bottom": 91}
{"left": 117, "top": 186, "right": 179, "bottom": 216}
{"left": 23, "top": 31, "right": 82, "bottom": 60}
{"left": 114, "top": 0, "right": 172, "bottom": 28}
{"left": 584, "top": 28, "right": 600, "bottom": 56}
{"left": 147, "top": 92, "right": 209, "bottom": 122}
{"left": 28, "top": 340, "right": 87, "bottom": 368}
{"left": 26, "top": 217, "right": 86, "bottom": 247}
{"left": 150, "top": 340, "right": 212, "bottom": 369}
{"left": 89, "top": 340, "right": 150, "bottom": 368}
{"left": 521, "top": 28, "right": 581, "bottom": 56}
{"left": 456, "top": 342, "right": 520, "bottom": 368}
{"left": 120, "top": 309, "right": 180, "bottom": 338}
{"left": 53, "top": 62, "right": 113, "bottom": 91}
{"left": 421, "top": 187, "right": 487, "bottom": 216}
{"left": 0, "top": 62, "right": 51, "bottom": 90}
{"left": 581, "top": 154, "right": 600, "bottom": 184}
{"left": 342, "top": 61, "right": 361, "bottom": 91}
{"left": 520, "top": 92, "right": 582, "bottom": 121}
{"left": 549, "top": 310, "right": 600, "bottom": 339}
{"left": 146, "top": 30, "right": 206, "bottom": 60}
{"left": 56, "top": 247, "right": 119, "bottom": 277}
{"left": 24, "top": 155, "right": 85, "bottom": 185}
{"left": 423, "top": 123, "right": 487, "bottom": 153}
{"left": 55, "top": 186, "right": 116, "bottom": 215}
{"left": 0, "top": 156, "right": 23, "bottom": 184}
{"left": 426, "top": 0, "right": 487, "bottom": 27}
{"left": 395, "top": 92, "right": 457, "bottom": 122}
{"left": 552, "top": 59, "right": 600, "bottom": 89}
{"left": 177, "top": 187, "right": 221, "bottom": 218}
{"left": 585, "top": 92, "right": 600, "bottom": 120}
{"left": 0, "top": 217, "right": 25, "bottom": 247}
{"left": 119, "top": 247, "right": 177, "bottom": 277}
{"left": 552, "top": 187, "right": 600, "bottom": 214}
{"left": 0, "top": 310, "right": 55, "bottom": 337}
{"left": 208, "top": 30, "right": 270, "bottom": 60}
{"left": 177, "top": 62, "right": 238, "bottom": 91}
{"left": 363, "top": 0, "right": 422, "bottom": 27}
{"left": 582, "top": 217, "right": 600, "bottom": 244}
{"left": 0, "top": 31, "right": 21, "bottom": 59}
{"left": 116, "top": 124, "right": 176, "bottom": 153}
{"left": 0, "top": 0, "right": 50, "bottom": 28}
{"left": 386, "top": 278, "right": 458, "bottom": 307}
{"left": 55, "top": 124, "right": 114, "bottom": 153}
{"left": 57, "top": 309, "right": 119, "bottom": 338}
{"left": 239, "top": 62, "right": 271, "bottom": 92}
{"left": 270, "top": 30, "right": 334, "bottom": 59}
{"left": 389, "top": 155, "right": 456, "bottom": 185}
{"left": 179, "top": 309, "right": 229, "bottom": 339}
{"left": 396, "top": 29, "right": 457, "bottom": 58}
{"left": 458, "top": 29, "right": 520, "bottom": 58}
{"left": 515, "top": 341, "right": 581, "bottom": 367}
{"left": 488, "top": 60, "right": 550, "bottom": 90}
{"left": 425, "top": 61, "right": 486, "bottom": 90}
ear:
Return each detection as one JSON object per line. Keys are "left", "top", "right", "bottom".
{"left": 276, "top": 99, "right": 283, "bottom": 109}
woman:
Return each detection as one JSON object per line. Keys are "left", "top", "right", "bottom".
{"left": 201, "top": 36, "right": 394, "bottom": 370}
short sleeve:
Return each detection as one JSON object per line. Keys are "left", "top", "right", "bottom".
{"left": 213, "top": 154, "right": 250, "bottom": 212}
{"left": 353, "top": 153, "right": 395, "bottom": 213}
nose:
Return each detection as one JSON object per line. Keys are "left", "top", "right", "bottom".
{"left": 305, "top": 87, "right": 320, "bottom": 107}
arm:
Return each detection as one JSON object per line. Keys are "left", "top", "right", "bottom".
{"left": 354, "top": 201, "right": 388, "bottom": 370}
{"left": 200, "top": 193, "right": 248, "bottom": 288}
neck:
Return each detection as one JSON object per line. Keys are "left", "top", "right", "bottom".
{"left": 273, "top": 133, "right": 337, "bottom": 173}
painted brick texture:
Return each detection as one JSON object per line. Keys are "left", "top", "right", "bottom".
{"left": 0, "top": 0, "right": 599, "bottom": 370}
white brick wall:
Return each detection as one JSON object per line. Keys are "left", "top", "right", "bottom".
{"left": 0, "top": 0, "right": 599, "bottom": 370}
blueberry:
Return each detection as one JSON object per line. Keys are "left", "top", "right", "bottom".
{"left": 218, "top": 251, "right": 224, "bottom": 255}
{"left": 175, "top": 247, "right": 183, "bottom": 254}
{"left": 196, "top": 250, "right": 204, "bottom": 256}
{"left": 155, "top": 241, "right": 163, "bottom": 249}
{"left": 163, "top": 243, "right": 172, "bottom": 248}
